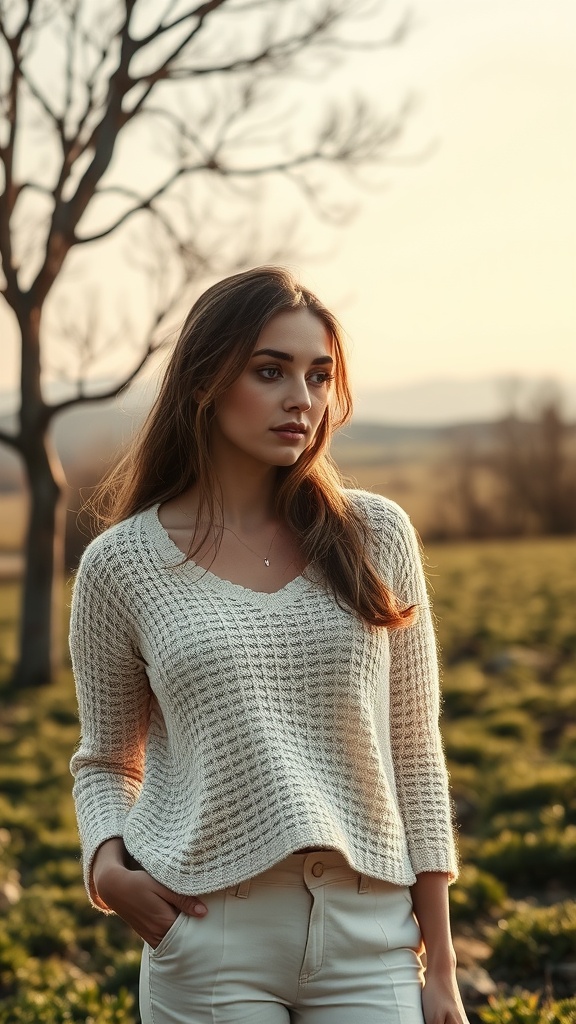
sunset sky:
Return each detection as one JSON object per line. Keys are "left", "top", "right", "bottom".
{"left": 1, "top": 0, "right": 575, "bottom": 423}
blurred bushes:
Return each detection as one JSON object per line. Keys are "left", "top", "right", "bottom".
{"left": 0, "top": 957, "right": 135, "bottom": 1024}
{"left": 480, "top": 992, "right": 576, "bottom": 1024}
{"left": 449, "top": 864, "right": 507, "bottom": 922}
{"left": 0, "top": 669, "right": 141, "bottom": 1022}
{"left": 487, "top": 902, "right": 576, "bottom": 982}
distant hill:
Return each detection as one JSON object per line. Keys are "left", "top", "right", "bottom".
{"left": 355, "top": 376, "right": 576, "bottom": 425}
{"left": 332, "top": 419, "right": 497, "bottom": 464}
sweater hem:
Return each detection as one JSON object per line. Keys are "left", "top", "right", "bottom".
{"left": 122, "top": 835, "right": 420, "bottom": 898}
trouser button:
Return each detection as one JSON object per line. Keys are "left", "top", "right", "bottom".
{"left": 311, "top": 862, "right": 324, "bottom": 877}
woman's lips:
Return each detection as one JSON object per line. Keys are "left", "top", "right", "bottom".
{"left": 271, "top": 427, "right": 307, "bottom": 442}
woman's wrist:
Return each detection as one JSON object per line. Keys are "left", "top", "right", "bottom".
{"left": 424, "top": 947, "right": 458, "bottom": 976}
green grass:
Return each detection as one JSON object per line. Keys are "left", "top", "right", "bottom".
{"left": 1, "top": 536, "right": 576, "bottom": 1020}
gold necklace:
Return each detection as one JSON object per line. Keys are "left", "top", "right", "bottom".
{"left": 176, "top": 504, "right": 281, "bottom": 568}
{"left": 220, "top": 524, "right": 281, "bottom": 567}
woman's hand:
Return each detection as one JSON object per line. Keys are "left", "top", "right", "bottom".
{"left": 92, "top": 838, "right": 208, "bottom": 948}
{"left": 422, "top": 967, "right": 470, "bottom": 1024}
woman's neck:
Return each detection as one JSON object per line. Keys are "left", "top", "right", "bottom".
{"left": 181, "top": 465, "right": 280, "bottom": 532}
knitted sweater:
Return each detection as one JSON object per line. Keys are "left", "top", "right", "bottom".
{"left": 69, "top": 490, "right": 458, "bottom": 910}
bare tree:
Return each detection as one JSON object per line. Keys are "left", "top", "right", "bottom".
{"left": 494, "top": 393, "right": 576, "bottom": 535}
{"left": 0, "top": 0, "right": 409, "bottom": 686}
{"left": 435, "top": 384, "right": 576, "bottom": 539}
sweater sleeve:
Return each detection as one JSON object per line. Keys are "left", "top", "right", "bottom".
{"left": 69, "top": 539, "right": 151, "bottom": 910}
{"left": 384, "top": 503, "right": 459, "bottom": 880}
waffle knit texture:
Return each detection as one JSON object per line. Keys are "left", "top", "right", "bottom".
{"left": 69, "top": 490, "right": 458, "bottom": 911}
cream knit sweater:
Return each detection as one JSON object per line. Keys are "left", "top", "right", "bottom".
{"left": 69, "top": 490, "right": 458, "bottom": 910}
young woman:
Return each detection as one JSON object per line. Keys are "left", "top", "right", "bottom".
{"left": 69, "top": 266, "right": 468, "bottom": 1024}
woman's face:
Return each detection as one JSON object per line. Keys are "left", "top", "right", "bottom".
{"left": 209, "top": 308, "right": 334, "bottom": 470}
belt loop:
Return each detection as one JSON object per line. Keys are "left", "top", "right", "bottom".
{"left": 358, "top": 873, "right": 370, "bottom": 894}
{"left": 234, "top": 879, "right": 251, "bottom": 899}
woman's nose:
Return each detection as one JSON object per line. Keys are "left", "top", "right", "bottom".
{"left": 283, "top": 378, "right": 312, "bottom": 412}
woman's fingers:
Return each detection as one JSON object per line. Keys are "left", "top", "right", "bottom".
{"left": 151, "top": 880, "right": 207, "bottom": 921}
{"left": 96, "top": 865, "right": 208, "bottom": 946}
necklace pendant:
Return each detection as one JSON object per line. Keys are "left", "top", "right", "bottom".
{"left": 264, "top": 558, "right": 270, "bottom": 567}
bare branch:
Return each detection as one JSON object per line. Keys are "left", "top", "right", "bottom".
{"left": 73, "top": 165, "right": 208, "bottom": 243}
{"left": 283, "top": 168, "right": 354, "bottom": 224}
{"left": 48, "top": 326, "right": 168, "bottom": 416}
{"left": 138, "top": 7, "right": 340, "bottom": 84}
{"left": 130, "top": 103, "right": 213, "bottom": 160}
{"left": 74, "top": 108, "right": 397, "bottom": 246}
{"left": 0, "top": 0, "right": 39, "bottom": 299}
{"left": 69, "top": 17, "right": 124, "bottom": 162}
{"left": 19, "top": 64, "right": 61, "bottom": 129}
{"left": 119, "top": 2, "right": 233, "bottom": 119}
{"left": 47, "top": 222, "right": 191, "bottom": 418}
{"left": 124, "top": 1, "right": 346, "bottom": 120}
{"left": 26, "top": 12, "right": 138, "bottom": 301}
{"left": 63, "top": 1, "right": 78, "bottom": 128}
{"left": 135, "top": 0, "right": 230, "bottom": 49}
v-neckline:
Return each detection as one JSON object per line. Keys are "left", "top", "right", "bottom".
{"left": 144, "top": 503, "right": 316, "bottom": 601}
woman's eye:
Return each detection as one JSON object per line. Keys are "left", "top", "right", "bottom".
{"left": 258, "top": 367, "right": 282, "bottom": 380}
{"left": 256, "top": 367, "right": 333, "bottom": 385}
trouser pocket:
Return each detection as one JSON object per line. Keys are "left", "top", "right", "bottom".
{"left": 148, "top": 911, "right": 187, "bottom": 958}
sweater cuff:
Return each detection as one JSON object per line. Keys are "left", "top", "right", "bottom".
{"left": 409, "top": 845, "right": 459, "bottom": 883}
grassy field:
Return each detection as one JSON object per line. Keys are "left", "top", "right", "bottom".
{"left": 1, "top": 537, "right": 576, "bottom": 1021}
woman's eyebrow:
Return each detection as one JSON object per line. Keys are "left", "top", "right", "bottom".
{"left": 251, "top": 347, "right": 334, "bottom": 366}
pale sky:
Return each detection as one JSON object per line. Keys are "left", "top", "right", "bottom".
{"left": 293, "top": 0, "right": 576, "bottom": 394}
{"left": 1, "top": 0, "right": 575, "bottom": 421}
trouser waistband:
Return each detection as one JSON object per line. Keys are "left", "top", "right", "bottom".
{"left": 232, "top": 850, "right": 373, "bottom": 898}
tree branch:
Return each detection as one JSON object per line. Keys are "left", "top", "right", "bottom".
{"left": 73, "top": 167, "right": 207, "bottom": 244}
{"left": 62, "top": 1, "right": 78, "bottom": 131}
{"left": 47, "top": 331, "right": 168, "bottom": 417}
{"left": 0, "top": 1, "right": 38, "bottom": 300}
{"left": 69, "top": 21, "right": 123, "bottom": 165}
{"left": 121, "top": 0, "right": 231, "bottom": 121}
{"left": 136, "top": 5, "right": 341, "bottom": 86}
{"left": 135, "top": 0, "right": 230, "bottom": 49}
{"left": 26, "top": 6, "right": 139, "bottom": 304}
{"left": 20, "top": 64, "right": 62, "bottom": 130}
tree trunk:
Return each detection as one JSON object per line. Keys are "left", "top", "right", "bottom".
{"left": 10, "top": 298, "right": 67, "bottom": 688}
{"left": 12, "top": 432, "right": 66, "bottom": 687}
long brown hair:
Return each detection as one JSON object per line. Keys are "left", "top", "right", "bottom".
{"left": 93, "top": 266, "right": 414, "bottom": 629}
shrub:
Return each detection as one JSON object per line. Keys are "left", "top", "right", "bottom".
{"left": 477, "top": 826, "right": 576, "bottom": 886}
{"left": 0, "top": 957, "right": 135, "bottom": 1023}
{"left": 487, "top": 762, "right": 576, "bottom": 817}
{"left": 1, "top": 886, "right": 78, "bottom": 960}
{"left": 487, "top": 902, "right": 576, "bottom": 981}
{"left": 479, "top": 991, "right": 576, "bottom": 1024}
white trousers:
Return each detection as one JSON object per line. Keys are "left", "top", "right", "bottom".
{"left": 140, "top": 850, "right": 425, "bottom": 1024}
